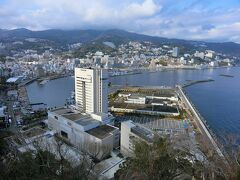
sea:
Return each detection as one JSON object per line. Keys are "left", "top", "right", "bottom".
{"left": 26, "top": 67, "right": 240, "bottom": 146}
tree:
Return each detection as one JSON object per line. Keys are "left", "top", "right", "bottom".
{"left": 114, "top": 137, "right": 229, "bottom": 180}
{"left": 0, "top": 134, "right": 101, "bottom": 180}
{"left": 115, "top": 137, "right": 220, "bottom": 180}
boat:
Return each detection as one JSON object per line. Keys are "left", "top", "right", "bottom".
{"left": 39, "top": 79, "right": 49, "bottom": 85}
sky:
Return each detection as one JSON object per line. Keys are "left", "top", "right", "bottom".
{"left": 0, "top": 0, "right": 240, "bottom": 43}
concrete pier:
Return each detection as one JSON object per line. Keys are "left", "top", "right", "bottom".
{"left": 176, "top": 85, "right": 224, "bottom": 158}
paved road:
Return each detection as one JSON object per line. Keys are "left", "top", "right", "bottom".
{"left": 6, "top": 100, "right": 19, "bottom": 133}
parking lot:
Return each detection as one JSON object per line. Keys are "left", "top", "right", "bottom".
{"left": 116, "top": 115, "right": 189, "bottom": 135}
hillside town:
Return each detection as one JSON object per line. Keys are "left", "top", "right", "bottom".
{"left": 0, "top": 63, "right": 237, "bottom": 179}
{"left": 0, "top": 40, "right": 239, "bottom": 80}
{"left": 0, "top": 37, "right": 240, "bottom": 179}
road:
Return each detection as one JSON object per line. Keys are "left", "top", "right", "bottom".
{"left": 6, "top": 100, "right": 19, "bottom": 133}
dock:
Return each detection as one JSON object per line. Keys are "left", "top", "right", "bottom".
{"left": 39, "top": 79, "right": 49, "bottom": 85}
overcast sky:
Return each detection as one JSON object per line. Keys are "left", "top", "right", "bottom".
{"left": 0, "top": 0, "right": 240, "bottom": 43}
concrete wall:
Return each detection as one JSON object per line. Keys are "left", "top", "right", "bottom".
{"left": 120, "top": 121, "right": 135, "bottom": 157}
{"left": 48, "top": 112, "right": 119, "bottom": 159}
{"left": 111, "top": 107, "right": 179, "bottom": 116}
{"left": 125, "top": 97, "right": 146, "bottom": 104}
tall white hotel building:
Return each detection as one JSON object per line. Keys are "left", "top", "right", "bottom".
{"left": 75, "top": 68, "right": 108, "bottom": 114}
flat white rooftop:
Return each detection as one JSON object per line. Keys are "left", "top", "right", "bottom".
{"left": 51, "top": 107, "right": 74, "bottom": 115}
{"left": 51, "top": 108, "right": 100, "bottom": 127}
{"left": 86, "top": 124, "right": 117, "bottom": 139}
{"left": 62, "top": 113, "right": 99, "bottom": 126}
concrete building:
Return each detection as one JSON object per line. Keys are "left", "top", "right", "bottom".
{"left": 35, "top": 65, "right": 45, "bottom": 77}
{"left": 0, "top": 106, "right": 6, "bottom": 121}
{"left": 180, "top": 57, "right": 187, "bottom": 65}
{"left": 194, "top": 51, "right": 205, "bottom": 59}
{"left": 75, "top": 68, "right": 108, "bottom": 114}
{"left": 6, "top": 76, "right": 23, "bottom": 84}
{"left": 121, "top": 120, "right": 154, "bottom": 157}
{"left": 172, "top": 47, "right": 179, "bottom": 57}
{"left": 209, "top": 61, "right": 219, "bottom": 67}
{"left": 125, "top": 95, "right": 146, "bottom": 104}
{"left": 205, "top": 50, "right": 215, "bottom": 59}
{"left": 48, "top": 107, "right": 119, "bottom": 159}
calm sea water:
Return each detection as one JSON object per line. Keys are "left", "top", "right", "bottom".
{"left": 26, "top": 77, "right": 74, "bottom": 108}
{"left": 26, "top": 67, "right": 240, "bottom": 143}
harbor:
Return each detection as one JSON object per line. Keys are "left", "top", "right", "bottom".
{"left": 24, "top": 67, "right": 240, "bottom": 150}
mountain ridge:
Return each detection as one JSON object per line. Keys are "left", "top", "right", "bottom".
{"left": 0, "top": 28, "right": 240, "bottom": 56}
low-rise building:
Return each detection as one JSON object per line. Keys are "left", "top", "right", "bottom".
{"left": 6, "top": 76, "right": 23, "bottom": 84}
{"left": 48, "top": 107, "right": 119, "bottom": 159}
{"left": 121, "top": 120, "right": 154, "bottom": 157}
{"left": 125, "top": 95, "right": 146, "bottom": 104}
{"left": 0, "top": 106, "right": 7, "bottom": 122}
{"left": 146, "top": 95, "right": 178, "bottom": 102}
{"left": 118, "top": 92, "right": 131, "bottom": 98}
{"left": 205, "top": 50, "right": 215, "bottom": 59}
{"left": 209, "top": 61, "right": 218, "bottom": 67}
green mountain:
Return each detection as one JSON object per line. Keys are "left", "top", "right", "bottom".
{"left": 0, "top": 28, "right": 240, "bottom": 56}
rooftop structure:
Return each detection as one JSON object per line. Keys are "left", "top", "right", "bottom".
{"left": 63, "top": 113, "right": 100, "bottom": 127}
{"left": 121, "top": 120, "right": 154, "bottom": 156}
{"left": 50, "top": 107, "right": 73, "bottom": 115}
{"left": 6, "top": 76, "right": 23, "bottom": 83}
{"left": 86, "top": 124, "right": 117, "bottom": 140}
{"left": 49, "top": 107, "right": 101, "bottom": 131}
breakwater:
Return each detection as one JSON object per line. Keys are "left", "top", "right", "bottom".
{"left": 219, "top": 74, "right": 234, "bottom": 78}
{"left": 177, "top": 85, "right": 224, "bottom": 158}
{"left": 182, "top": 79, "right": 214, "bottom": 88}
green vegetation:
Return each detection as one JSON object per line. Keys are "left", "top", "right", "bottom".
{"left": 0, "top": 55, "right": 6, "bottom": 63}
{"left": 0, "top": 77, "right": 8, "bottom": 91}
{"left": 193, "top": 57, "right": 206, "bottom": 65}
{"left": 115, "top": 137, "right": 227, "bottom": 180}
{"left": 0, "top": 149, "right": 90, "bottom": 179}
{"left": 0, "top": 131, "right": 13, "bottom": 157}
{"left": 73, "top": 42, "right": 116, "bottom": 58}
{"left": 108, "top": 90, "right": 119, "bottom": 105}
{"left": 22, "top": 110, "right": 48, "bottom": 124}
{"left": 158, "top": 60, "right": 168, "bottom": 66}
{"left": 0, "top": 137, "right": 97, "bottom": 180}
{"left": 0, "top": 139, "right": 8, "bottom": 156}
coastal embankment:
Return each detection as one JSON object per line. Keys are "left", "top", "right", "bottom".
{"left": 18, "top": 86, "right": 31, "bottom": 109}
{"left": 176, "top": 85, "right": 224, "bottom": 158}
